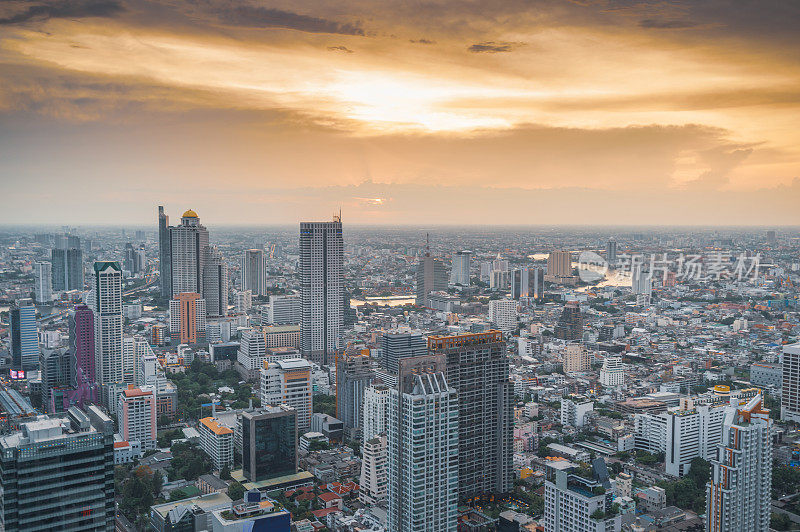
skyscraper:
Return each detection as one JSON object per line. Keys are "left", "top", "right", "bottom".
{"left": 9, "top": 298, "right": 38, "bottom": 370}
{"left": 362, "top": 383, "right": 390, "bottom": 443}
{"left": 51, "top": 246, "right": 84, "bottom": 292}
{"left": 707, "top": 393, "right": 772, "bottom": 532}
{"left": 169, "top": 292, "right": 206, "bottom": 344}
{"left": 39, "top": 348, "right": 73, "bottom": 412}
{"left": 450, "top": 250, "right": 471, "bottom": 286}
{"left": 606, "top": 239, "right": 617, "bottom": 265}
{"left": 92, "top": 261, "right": 123, "bottom": 385}
{"left": 546, "top": 250, "right": 572, "bottom": 278}
{"left": 415, "top": 236, "right": 448, "bottom": 307}
{"left": 510, "top": 267, "right": 545, "bottom": 301}
{"left": 555, "top": 301, "right": 583, "bottom": 341}
{"left": 170, "top": 209, "right": 209, "bottom": 297}
{"left": 260, "top": 358, "right": 313, "bottom": 431}
{"left": 0, "top": 406, "right": 115, "bottom": 532}
{"left": 158, "top": 205, "right": 172, "bottom": 298}
{"left": 387, "top": 354, "right": 458, "bottom": 532}
{"left": 429, "top": 331, "right": 513, "bottom": 499}
{"left": 299, "top": 217, "right": 343, "bottom": 366}
{"left": 69, "top": 304, "right": 96, "bottom": 384}
{"left": 781, "top": 343, "right": 800, "bottom": 422}
{"left": 241, "top": 248, "right": 267, "bottom": 296}
{"left": 335, "top": 349, "right": 376, "bottom": 437}
{"left": 117, "top": 386, "right": 157, "bottom": 450}
{"left": 33, "top": 261, "right": 52, "bottom": 303}
{"left": 124, "top": 242, "right": 136, "bottom": 273}
{"left": 203, "top": 245, "right": 228, "bottom": 317}
{"left": 379, "top": 330, "right": 427, "bottom": 375}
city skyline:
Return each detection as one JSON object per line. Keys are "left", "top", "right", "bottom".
{"left": 1, "top": 1, "right": 799, "bottom": 225}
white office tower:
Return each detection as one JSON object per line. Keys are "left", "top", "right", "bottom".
{"left": 488, "top": 299, "right": 517, "bottom": 333}
{"left": 561, "top": 397, "right": 594, "bottom": 428}
{"left": 631, "top": 262, "right": 652, "bottom": 302}
{"left": 268, "top": 295, "right": 302, "bottom": 325}
{"left": 203, "top": 246, "right": 228, "bottom": 317}
{"left": 261, "top": 358, "right": 313, "bottom": 431}
{"left": 362, "top": 383, "right": 390, "bottom": 443}
{"left": 544, "top": 459, "right": 621, "bottom": 532}
{"left": 707, "top": 394, "right": 772, "bottom": 532}
{"left": 599, "top": 357, "right": 625, "bottom": 388}
{"left": 450, "top": 251, "right": 471, "bottom": 286}
{"left": 122, "top": 336, "right": 153, "bottom": 385}
{"left": 388, "top": 363, "right": 458, "bottom": 532}
{"left": 34, "top": 261, "right": 53, "bottom": 303}
{"left": 299, "top": 217, "right": 343, "bottom": 366}
{"left": 234, "top": 290, "right": 253, "bottom": 313}
{"left": 360, "top": 434, "right": 388, "bottom": 506}
{"left": 170, "top": 210, "right": 209, "bottom": 296}
{"left": 92, "top": 261, "right": 124, "bottom": 386}
{"left": 781, "top": 343, "right": 800, "bottom": 422}
{"left": 241, "top": 249, "right": 267, "bottom": 296}
{"left": 138, "top": 352, "right": 158, "bottom": 388}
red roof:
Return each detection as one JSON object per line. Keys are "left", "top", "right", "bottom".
{"left": 318, "top": 492, "right": 342, "bottom": 502}
{"left": 310, "top": 508, "right": 340, "bottom": 519}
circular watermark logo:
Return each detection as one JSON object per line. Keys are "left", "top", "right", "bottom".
{"left": 578, "top": 251, "right": 608, "bottom": 282}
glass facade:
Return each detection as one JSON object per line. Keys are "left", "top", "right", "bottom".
{"left": 242, "top": 410, "right": 297, "bottom": 482}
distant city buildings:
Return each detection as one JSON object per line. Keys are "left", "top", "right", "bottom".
{"left": 241, "top": 248, "right": 267, "bottom": 296}
{"left": 51, "top": 242, "right": 84, "bottom": 292}
{"left": 450, "top": 250, "right": 471, "bottom": 286}
{"left": 488, "top": 299, "right": 517, "bottom": 332}
{"left": 415, "top": 238, "right": 448, "bottom": 307}
{"left": 555, "top": 301, "right": 583, "bottom": 341}
{"left": 545, "top": 250, "right": 574, "bottom": 284}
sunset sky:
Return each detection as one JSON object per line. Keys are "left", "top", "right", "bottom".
{"left": 1, "top": 0, "right": 799, "bottom": 225}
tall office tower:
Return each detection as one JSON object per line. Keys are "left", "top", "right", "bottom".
{"left": 33, "top": 261, "right": 52, "bottom": 303}
{"left": 488, "top": 299, "right": 517, "bottom": 332}
{"left": 544, "top": 458, "right": 621, "bottom": 532}
{"left": 92, "top": 261, "right": 124, "bottom": 385}
{"left": 170, "top": 209, "right": 209, "bottom": 297}
{"left": 241, "top": 249, "right": 267, "bottom": 296}
{"left": 563, "top": 343, "right": 590, "bottom": 374}
{"left": 429, "top": 331, "right": 513, "bottom": 499}
{"left": 203, "top": 246, "right": 228, "bottom": 317}
{"left": 707, "top": 394, "right": 772, "bottom": 532}
{"left": 335, "top": 349, "right": 376, "bottom": 437}
{"left": 54, "top": 234, "right": 81, "bottom": 250}
{"left": 299, "top": 217, "right": 343, "bottom": 366}
{"left": 450, "top": 250, "right": 472, "bottom": 286}
{"left": 415, "top": 236, "right": 448, "bottom": 307}
{"left": 169, "top": 292, "right": 206, "bottom": 344}
{"left": 51, "top": 247, "right": 84, "bottom": 291}
{"left": 362, "top": 383, "right": 390, "bottom": 443}
{"left": 489, "top": 269, "right": 509, "bottom": 291}
{"left": 69, "top": 304, "right": 95, "bottom": 384}
{"left": 241, "top": 406, "right": 298, "bottom": 482}
{"left": 781, "top": 343, "right": 800, "bottom": 422}
{"left": 0, "top": 406, "right": 115, "bottom": 532}
{"left": 380, "top": 330, "right": 427, "bottom": 374}
{"left": 134, "top": 244, "right": 146, "bottom": 273}
{"left": 387, "top": 355, "right": 459, "bottom": 532}
{"left": 124, "top": 242, "right": 136, "bottom": 273}
{"left": 39, "top": 348, "right": 73, "bottom": 412}
{"left": 600, "top": 356, "right": 625, "bottom": 387}
{"left": 530, "top": 267, "right": 545, "bottom": 300}
{"left": 135, "top": 229, "right": 145, "bottom": 241}
{"left": 117, "top": 386, "right": 157, "bottom": 450}
{"left": 547, "top": 250, "right": 572, "bottom": 278}
{"left": 9, "top": 299, "right": 38, "bottom": 369}
{"left": 606, "top": 239, "right": 618, "bottom": 266}
{"left": 360, "top": 434, "right": 388, "bottom": 506}
{"left": 158, "top": 205, "right": 172, "bottom": 298}
{"left": 268, "top": 295, "right": 302, "bottom": 325}
{"left": 260, "top": 358, "right": 313, "bottom": 431}
{"left": 510, "top": 268, "right": 528, "bottom": 299}
{"left": 631, "top": 262, "right": 652, "bottom": 302}
{"left": 555, "top": 301, "right": 583, "bottom": 340}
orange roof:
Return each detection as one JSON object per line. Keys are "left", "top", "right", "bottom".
{"left": 318, "top": 492, "right": 342, "bottom": 502}
{"left": 199, "top": 417, "right": 233, "bottom": 436}
{"left": 114, "top": 441, "right": 131, "bottom": 449}
{"left": 123, "top": 387, "right": 153, "bottom": 398}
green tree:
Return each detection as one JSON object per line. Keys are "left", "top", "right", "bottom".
{"left": 220, "top": 465, "right": 231, "bottom": 480}
{"left": 227, "top": 481, "right": 245, "bottom": 501}
{"left": 169, "top": 488, "right": 188, "bottom": 501}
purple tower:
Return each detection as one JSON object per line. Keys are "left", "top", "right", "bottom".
{"left": 69, "top": 304, "right": 95, "bottom": 385}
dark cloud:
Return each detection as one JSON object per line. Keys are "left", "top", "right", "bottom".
{"left": 327, "top": 45, "right": 354, "bottom": 53}
{"left": 467, "top": 41, "right": 523, "bottom": 53}
{"left": 217, "top": 5, "right": 365, "bottom": 35}
{"left": 0, "top": 0, "right": 123, "bottom": 25}
{"left": 639, "top": 18, "right": 697, "bottom": 29}
{"left": 410, "top": 38, "right": 436, "bottom": 44}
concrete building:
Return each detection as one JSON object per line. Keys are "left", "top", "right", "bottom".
{"left": 335, "top": 350, "right": 376, "bottom": 437}
{"left": 69, "top": 304, "right": 95, "bottom": 383}
{"left": 489, "top": 299, "right": 517, "bottom": 333}
{"left": 158, "top": 205, "right": 172, "bottom": 298}
{"left": 241, "top": 249, "right": 267, "bottom": 296}
{"left": 362, "top": 383, "right": 390, "bottom": 443}
{"left": 268, "top": 295, "right": 302, "bottom": 325}
{"left": 450, "top": 250, "right": 471, "bottom": 286}
{"left": 511, "top": 267, "right": 544, "bottom": 300}
{"left": 92, "top": 261, "right": 123, "bottom": 386}
{"left": 563, "top": 343, "right": 590, "bottom": 374}
{"left": 415, "top": 237, "right": 448, "bottom": 307}
{"left": 543, "top": 459, "right": 621, "bottom": 532}
{"left": 555, "top": 301, "right": 583, "bottom": 341}
{"left": 169, "top": 209, "right": 209, "bottom": 298}
{"left": 360, "top": 434, "right": 388, "bottom": 506}
{"left": 51, "top": 246, "right": 84, "bottom": 292}
{"left": 600, "top": 357, "right": 625, "bottom": 388}
{"left": 546, "top": 250, "right": 572, "bottom": 281}
{"left": 33, "top": 261, "right": 52, "bottom": 303}
{"left": 781, "top": 343, "right": 800, "bottom": 422}
{"left": 117, "top": 386, "right": 157, "bottom": 450}
{"left": 9, "top": 298, "right": 38, "bottom": 370}
{"left": 203, "top": 246, "right": 228, "bottom": 317}
{"left": 199, "top": 416, "right": 234, "bottom": 471}
{"left": 750, "top": 363, "right": 782, "bottom": 388}
{"left": 380, "top": 330, "right": 427, "bottom": 375}
{"left": 561, "top": 397, "right": 594, "bottom": 428}
{"left": 234, "top": 290, "right": 252, "bottom": 313}
{"left": 299, "top": 217, "right": 343, "bottom": 366}
{"left": 606, "top": 239, "right": 617, "bottom": 265}
{"left": 169, "top": 292, "right": 207, "bottom": 344}
{"left": 261, "top": 358, "right": 313, "bottom": 431}
{"left": 262, "top": 325, "right": 301, "bottom": 349}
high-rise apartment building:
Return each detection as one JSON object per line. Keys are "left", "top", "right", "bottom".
{"left": 39, "top": 348, "right": 73, "bottom": 412}
{"left": 51, "top": 243, "right": 84, "bottom": 292}
{"left": 429, "top": 331, "right": 513, "bottom": 499}
{"left": 169, "top": 292, "right": 206, "bottom": 344}
{"left": 450, "top": 250, "right": 471, "bottom": 286}
{"left": 488, "top": 299, "right": 517, "bottom": 332}
{"left": 158, "top": 205, "right": 172, "bottom": 298}
{"left": 380, "top": 330, "right": 427, "bottom": 375}
{"left": 555, "top": 301, "right": 583, "bottom": 341}
{"left": 9, "top": 298, "right": 38, "bottom": 369}
{"left": 117, "top": 386, "right": 157, "bottom": 450}
{"left": 299, "top": 217, "right": 343, "bottom": 366}
{"left": 387, "top": 355, "right": 458, "bottom": 532}
{"left": 561, "top": 396, "right": 594, "bottom": 428}
{"left": 0, "top": 406, "right": 115, "bottom": 531}
{"left": 122, "top": 336, "right": 152, "bottom": 385}
{"left": 241, "top": 406, "right": 297, "bottom": 482}
{"left": 707, "top": 394, "right": 772, "bottom": 532}
{"left": 203, "top": 246, "right": 228, "bottom": 317}
{"left": 268, "top": 295, "right": 302, "bottom": 325}
{"left": 198, "top": 416, "right": 234, "bottom": 471}
{"left": 546, "top": 250, "right": 572, "bottom": 278}
{"left": 360, "top": 434, "right": 388, "bottom": 506}
{"left": 415, "top": 238, "right": 448, "bottom": 307}
{"left": 92, "top": 261, "right": 124, "bottom": 385}
{"left": 261, "top": 358, "right": 313, "bottom": 431}
{"left": 563, "top": 343, "right": 590, "bottom": 374}
{"left": 69, "top": 304, "right": 95, "bottom": 383}
{"left": 241, "top": 249, "right": 267, "bottom": 296}
{"left": 362, "top": 383, "right": 390, "bottom": 444}
{"left": 33, "top": 261, "right": 52, "bottom": 303}
{"left": 544, "top": 459, "right": 621, "bottom": 532}
{"left": 600, "top": 356, "right": 625, "bottom": 387}
{"left": 781, "top": 343, "right": 800, "bottom": 422}
{"left": 335, "top": 349, "right": 376, "bottom": 437}
{"left": 170, "top": 209, "right": 209, "bottom": 297}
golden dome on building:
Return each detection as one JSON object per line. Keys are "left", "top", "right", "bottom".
{"left": 182, "top": 209, "right": 199, "bottom": 218}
